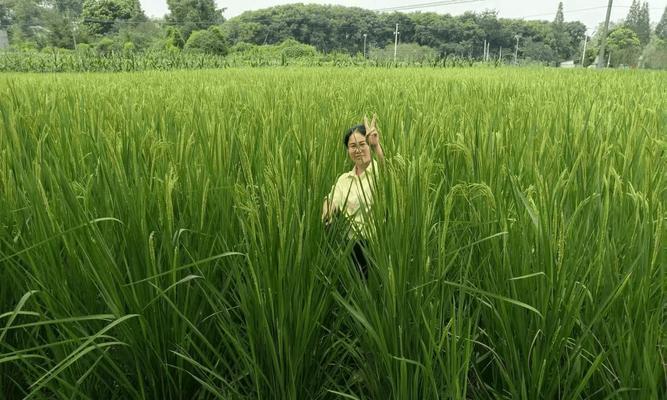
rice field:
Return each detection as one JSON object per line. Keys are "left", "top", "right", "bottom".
{"left": 0, "top": 49, "right": 467, "bottom": 73}
{"left": 0, "top": 68, "right": 665, "bottom": 399}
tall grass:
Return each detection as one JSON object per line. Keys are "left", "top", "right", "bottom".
{"left": 0, "top": 68, "right": 665, "bottom": 399}
{"left": 0, "top": 49, "right": 482, "bottom": 73}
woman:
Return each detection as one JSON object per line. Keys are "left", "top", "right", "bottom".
{"left": 322, "top": 115, "right": 384, "bottom": 280}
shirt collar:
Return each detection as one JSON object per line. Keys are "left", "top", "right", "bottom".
{"left": 347, "top": 159, "right": 377, "bottom": 178}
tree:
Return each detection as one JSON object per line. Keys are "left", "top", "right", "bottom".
{"left": 377, "top": 12, "right": 416, "bottom": 48}
{"left": 562, "top": 21, "right": 586, "bottom": 58}
{"left": 625, "top": 0, "right": 650, "bottom": 46}
{"left": 166, "top": 0, "right": 223, "bottom": 39}
{"left": 220, "top": 4, "right": 587, "bottom": 61}
{"left": 625, "top": 0, "right": 641, "bottom": 29}
{"left": 1, "top": 0, "right": 85, "bottom": 49}
{"left": 522, "top": 38, "right": 558, "bottom": 64}
{"left": 114, "top": 20, "right": 161, "bottom": 50}
{"left": 456, "top": 12, "right": 486, "bottom": 56}
{"left": 655, "top": 6, "right": 667, "bottom": 40}
{"left": 45, "top": 12, "right": 76, "bottom": 48}
{"left": 642, "top": 37, "right": 667, "bottom": 69}
{"left": 42, "top": 0, "right": 85, "bottom": 48}
{"left": 82, "top": 0, "right": 145, "bottom": 35}
{"left": 165, "top": 26, "right": 184, "bottom": 49}
{"left": 549, "top": 2, "right": 570, "bottom": 60}
{"left": 606, "top": 26, "right": 642, "bottom": 66}
{"left": 581, "top": 42, "right": 597, "bottom": 66}
{"left": 1, "top": 2, "right": 13, "bottom": 27}
{"left": 637, "top": 2, "right": 651, "bottom": 45}
{"left": 554, "top": 2, "right": 564, "bottom": 25}
{"left": 48, "top": 0, "right": 84, "bottom": 16}
{"left": 184, "top": 25, "right": 228, "bottom": 54}
{"left": 222, "top": 4, "right": 380, "bottom": 54}
{"left": 222, "top": 19, "right": 267, "bottom": 45}
{"left": 5, "top": 0, "right": 49, "bottom": 46}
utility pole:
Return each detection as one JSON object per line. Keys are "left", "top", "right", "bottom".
{"left": 483, "top": 39, "right": 487, "bottom": 61}
{"left": 597, "top": 0, "right": 613, "bottom": 68}
{"left": 393, "top": 23, "right": 399, "bottom": 63}
{"left": 0, "top": 28, "right": 8, "bottom": 50}
{"left": 581, "top": 34, "right": 588, "bottom": 66}
{"left": 68, "top": 12, "right": 77, "bottom": 49}
{"left": 514, "top": 35, "right": 520, "bottom": 64}
{"left": 363, "top": 33, "right": 367, "bottom": 58}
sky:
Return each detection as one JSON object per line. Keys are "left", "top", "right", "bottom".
{"left": 139, "top": 0, "right": 667, "bottom": 34}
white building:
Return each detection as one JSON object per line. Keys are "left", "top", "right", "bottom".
{"left": 0, "top": 30, "right": 8, "bottom": 49}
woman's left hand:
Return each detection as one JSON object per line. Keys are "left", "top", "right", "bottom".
{"left": 364, "top": 114, "right": 381, "bottom": 149}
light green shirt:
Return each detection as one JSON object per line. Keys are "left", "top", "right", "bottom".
{"left": 327, "top": 160, "right": 378, "bottom": 238}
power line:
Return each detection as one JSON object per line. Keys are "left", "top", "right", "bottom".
{"left": 375, "top": 0, "right": 484, "bottom": 12}
{"left": 517, "top": 6, "right": 607, "bottom": 19}
{"left": 374, "top": 1, "right": 661, "bottom": 18}
{"left": 80, "top": 18, "right": 219, "bottom": 27}
{"left": 509, "top": 4, "right": 663, "bottom": 20}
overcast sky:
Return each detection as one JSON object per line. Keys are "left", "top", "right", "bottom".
{"left": 139, "top": 0, "right": 667, "bottom": 34}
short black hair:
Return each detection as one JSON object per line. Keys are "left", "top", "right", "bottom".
{"left": 343, "top": 124, "right": 366, "bottom": 148}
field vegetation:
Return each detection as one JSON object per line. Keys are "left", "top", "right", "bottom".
{"left": 0, "top": 68, "right": 665, "bottom": 399}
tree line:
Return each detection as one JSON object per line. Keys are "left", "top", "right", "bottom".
{"left": 1, "top": 0, "right": 666, "bottom": 67}
{"left": 224, "top": 3, "right": 586, "bottom": 62}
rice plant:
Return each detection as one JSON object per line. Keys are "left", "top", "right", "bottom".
{"left": 0, "top": 68, "right": 665, "bottom": 399}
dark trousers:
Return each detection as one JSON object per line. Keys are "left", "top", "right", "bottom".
{"left": 350, "top": 240, "right": 369, "bottom": 281}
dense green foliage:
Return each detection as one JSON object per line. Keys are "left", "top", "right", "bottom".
{"left": 1, "top": 68, "right": 665, "bottom": 399}
{"left": 624, "top": 1, "right": 651, "bottom": 45}
{"left": 643, "top": 37, "right": 667, "bottom": 68}
{"left": 1, "top": 2, "right": 588, "bottom": 65}
{"left": 0, "top": 40, "right": 521, "bottom": 73}
{"left": 0, "top": 47, "right": 417, "bottom": 72}
{"left": 369, "top": 42, "right": 438, "bottom": 63}
{"left": 657, "top": 6, "right": 667, "bottom": 40}
{"left": 223, "top": 4, "right": 586, "bottom": 63}
{"left": 81, "top": 0, "right": 145, "bottom": 35}
{"left": 184, "top": 26, "right": 228, "bottom": 55}
{"left": 165, "top": 0, "right": 223, "bottom": 38}
{"left": 607, "top": 27, "right": 642, "bottom": 67}
{"left": 2, "top": 1, "right": 666, "bottom": 69}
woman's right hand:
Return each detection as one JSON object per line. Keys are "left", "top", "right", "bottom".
{"left": 322, "top": 198, "right": 337, "bottom": 224}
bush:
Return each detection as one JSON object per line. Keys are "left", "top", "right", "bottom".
{"left": 76, "top": 43, "right": 93, "bottom": 55}
{"left": 95, "top": 37, "right": 115, "bottom": 55}
{"left": 370, "top": 42, "right": 438, "bottom": 63}
{"left": 123, "top": 42, "right": 135, "bottom": 54}
{"left": 641, "top": 37, "right": 667, "bottom": 69}
{"left": 113, "top": 22, "right": 163, "bottom": 52}
{"left": 230, "top": 42, "right": 257, "bottom": 53}
{"left": 165, "top": 27, "right": 185, "bottom": 49}
{"left": 184, "top": 26, "right": 228, "bottom": 55}
{"left": 278, "top": 39, "right": 318, "bottom": 58}
{"left": 606, "top": 27, "right": 641, "bottom": 67}
{"left": 521, "top": 39, "right": 558, "bottom": 65}
{"left": 40, "top": 46, "right": 57, "bottom": 54}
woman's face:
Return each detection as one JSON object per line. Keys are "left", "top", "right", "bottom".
{"left": 347, "top": 131, "right": 371, "bottom": 167}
